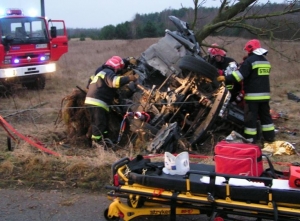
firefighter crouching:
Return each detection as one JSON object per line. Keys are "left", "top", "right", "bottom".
{"left": 84, "top": 56, "right": 137, "bottom": 147}
{"left": 217, "top": 39, "right": 275, "bottom": 143}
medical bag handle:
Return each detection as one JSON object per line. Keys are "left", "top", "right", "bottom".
{"left": 262, "top": 154, "right": 289, "bottom": 179}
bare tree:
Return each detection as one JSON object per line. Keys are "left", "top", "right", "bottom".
{"left": 192, "top": 0, "right": 300, "bottom": 60}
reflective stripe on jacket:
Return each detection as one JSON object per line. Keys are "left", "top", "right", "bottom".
{"left": 84, "top": 97, "right": 109, "bottom": 112}
{"left": 84, "top": 67, "right": 131, "bottom": 107}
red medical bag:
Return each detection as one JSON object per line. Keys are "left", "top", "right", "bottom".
{"left": 214, "top": 141, "right": 263, "bottom": 176}
{"left": 289, "top": 165, "right": 300, "bottom": 188}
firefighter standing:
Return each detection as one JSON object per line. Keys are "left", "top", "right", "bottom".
{"left": 206, "top": 43, "right": 242, "bottom": 104}
{"left": 217, "top": 39, "right": 275, "bottom": 143}
{"left": 84, "top": 56, "right": 137, "bottom": 145}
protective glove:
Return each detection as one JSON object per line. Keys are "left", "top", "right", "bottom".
{"left": 228, "top": 62, "right": 237, "bottom": 70}
{"left": 127, "top": 57, "right": 137, "bottom": 66}
{"left": 127, "top": 81, "right": 137, "bottom": 92}
{"left": 217, "top": 76, "right": 225, "bottom": 82}
{"left": 128, "top": 75, "right": 137, "bottom": 82}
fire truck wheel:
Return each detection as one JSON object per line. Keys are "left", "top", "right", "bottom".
{"left": 25, "top": 75, "right": 46, "bottom": 90}
{"left": 0, "top": 83, "right": 13, "bottom": 97}
{"left": 35, "top": 75, "right": 46, "bottom": 90}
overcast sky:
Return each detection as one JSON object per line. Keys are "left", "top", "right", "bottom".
{"left": 2, "top": 0, "right": 284, "bottom": 29}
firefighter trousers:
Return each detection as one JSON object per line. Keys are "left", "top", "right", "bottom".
{"left": 244, "top": 101, "right": 275, "bottom": 143}
{"left": 86, "top": 105, "right": 109, "bottom": 141}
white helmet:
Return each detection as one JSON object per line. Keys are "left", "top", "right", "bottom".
{"left": 163, "top": 151, "right": 190, "bottom": 175}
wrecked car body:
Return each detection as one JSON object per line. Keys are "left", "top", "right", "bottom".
{"left": 113, "top": 16, "right": 244, "bottom": 153}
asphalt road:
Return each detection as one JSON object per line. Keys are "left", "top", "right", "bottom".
{"left": 0, "top": 188, "right": 208, "bottom": 221}
{"left": 0, "top": 188, "right": 108, "bottom": 221}
{"left": 0, "top": 188, "right": 271, "bottom": 221}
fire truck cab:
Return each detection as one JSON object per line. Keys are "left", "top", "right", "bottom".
{"left": 0, "top": 8, "right": 68, "bottom": 91}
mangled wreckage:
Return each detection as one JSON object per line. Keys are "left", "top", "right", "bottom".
{"left": 110, "top": 16, "right": 244, "bottom": 153}
{"left": 61, "top": 16, "right": 244, "bottom": 153}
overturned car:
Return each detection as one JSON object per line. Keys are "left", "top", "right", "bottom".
{"left": 111, "top": 16, "right": 244, "bottom": 153}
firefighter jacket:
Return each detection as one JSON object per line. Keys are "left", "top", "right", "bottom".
{"left": 84, "top": 67, "right": 131, "bottom": 111}
{"left": 210, "top": 56, "right": 236, "bottom": 71}
{"left": 225, "top": 53, "right": 271, "bottom": 102}
{"left": 210, "top": 57, "right": 239, "bottom": 91}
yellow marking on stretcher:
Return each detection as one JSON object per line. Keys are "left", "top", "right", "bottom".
{"left": 186, "top": 179, "right": 190, "bottom": 191}
{"left": 106, "top": 197, "right": 201, "bottom": 220}
{"left": 225, "top": 183, "right": 231, "bottom": 202}
{"left": 185, "top": 177, "right": 194, "bottom": 197}
{"left": 118, "top": 165, "right": 129, "bottom": 183}
{"left": 268, "top": 192, "right": 273, "bottom": 208}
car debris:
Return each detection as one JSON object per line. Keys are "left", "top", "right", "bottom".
{"left": 287, "top": 92, "right": 300, "bottom": 102}
{"left": 59, "top": 16, "right": 245, "bottom": 153}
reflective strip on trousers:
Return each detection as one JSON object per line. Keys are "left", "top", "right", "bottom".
{"left": 92, "top": 131, "right": 108, "bottom": 140}
{"left": 244, "top": 92, "right": 270, "bottom": 101}
{"left": 92, "top": 135, "right": 102, "bottom": 140}
{"left": 226, "top": 84, "right": 234, "bottom": 90}
{"left": 262, "top": 123, "right": 275, "bottom": 132}
{"left": 244, "top": 127, "right": 257, "bottom": 135}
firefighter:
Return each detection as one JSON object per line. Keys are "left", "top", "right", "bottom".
{"left": 84, "top": 56, "right": 137, "bottom": 146}
{"left": 86, "top": 57, "right": 137, "bottom": 89}
{"left": 206, "top": 43, "right": 242, "bottom": 104}
{"left": 217, "top": 39, "right": 275, "bottom": 143}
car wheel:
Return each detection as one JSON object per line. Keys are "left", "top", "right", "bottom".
{"left": 179, "top": 55, "right": 219, "bottom": 80}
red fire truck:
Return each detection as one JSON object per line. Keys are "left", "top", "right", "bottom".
{"left": 0, "top": 8, "right": 68, "bottom": 91}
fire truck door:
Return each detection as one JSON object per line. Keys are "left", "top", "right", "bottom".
{"left": 49, "top": 20, "right": 68, "bottom": 61}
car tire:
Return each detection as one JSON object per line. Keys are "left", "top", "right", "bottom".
{"left": 179, "top": 55, "right": 219, "bottom": 80}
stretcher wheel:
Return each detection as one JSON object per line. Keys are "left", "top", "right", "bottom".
{"left": 127, "top": 195, "right": 145, "bottom": 208}
{"left": 104, "top": 208, "right": 120, "bottom": 221}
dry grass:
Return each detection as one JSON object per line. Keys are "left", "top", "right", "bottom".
{"left": 0, "top": 37, "right": 300, "bottom": 190}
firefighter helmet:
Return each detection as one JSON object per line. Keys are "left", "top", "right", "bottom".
{"left": 244, "top": 39, "right": 261, "bottom": 53}
{"left": 208, "top": 43, "right": 226, "bottom": 57}
{"left": 105, "top": 56, "right": 125, "bottom": 71}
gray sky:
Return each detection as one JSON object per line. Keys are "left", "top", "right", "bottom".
{"left": 1, "top": 0, "right": 284, "bottom": 28}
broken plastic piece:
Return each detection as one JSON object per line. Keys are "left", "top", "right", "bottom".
{"left": 287, "top": 92, "right": 300, "bottom": 102}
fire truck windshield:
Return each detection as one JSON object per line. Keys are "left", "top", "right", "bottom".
{"left": 0, "top": 17, "right": 49, "bottom": 44}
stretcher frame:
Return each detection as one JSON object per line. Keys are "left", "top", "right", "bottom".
{"left": 104, "top": 157, "right": 300, "bottom": 221}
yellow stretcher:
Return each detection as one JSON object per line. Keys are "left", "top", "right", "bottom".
{"left": 104, "top": 157, "right": 300, "bottom": 221}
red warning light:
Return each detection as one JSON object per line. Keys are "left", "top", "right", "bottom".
{"left": 6, "top": 8, "right": 23, "bottom": 16}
